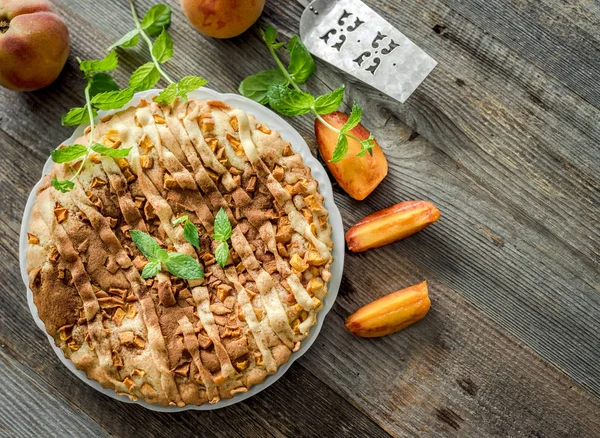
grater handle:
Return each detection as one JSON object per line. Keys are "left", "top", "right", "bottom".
{"left": 296, "top": 0, "right": 311, "bottom": 8}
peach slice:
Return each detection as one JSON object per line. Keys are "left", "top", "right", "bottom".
{"left": 345, "top": 200, "right": 440, "bottom": 252}
{"left": 345, "top": 281, "right": 430, "bottom": 337}
{"left": 315, "top": 112, "right": 387, "bottom": 200}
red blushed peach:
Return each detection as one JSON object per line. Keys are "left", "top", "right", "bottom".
{"left": 180, "top": 0, "right": 265, "bottom": 39}
{"left": 0, "top": 0, "right": 70, "bottom": 91}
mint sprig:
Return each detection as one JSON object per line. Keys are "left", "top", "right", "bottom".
{"left": 238, "top": 24, "right": 375, "bottom": 162}
{"left": 114, "top": 1, "right": 207, "bottom": 105}
{"left": 130, "top": 229, "right": 203, "bottom": 280}
{"left": 50, "top": 2, "right": 210, "bottom": 193}
{"left": 172, "top": 215, "right": 200, "bottom": 250}
{"left": 52, "top": 51, "right": 133, "bottom": 192}
{"left": 211, "top": 208, "right": 232, "bottom": 268}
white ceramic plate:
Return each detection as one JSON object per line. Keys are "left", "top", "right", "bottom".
{"left": 18, "top": 88, "right": 345, "bottom": 412}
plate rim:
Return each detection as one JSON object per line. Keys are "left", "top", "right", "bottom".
{"left": 18, "top": 87, "right": 345, "bottom": 412}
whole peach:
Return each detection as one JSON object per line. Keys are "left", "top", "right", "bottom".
{"left": 0, "top": 0, "right": 70, "bottom": 91}
{"left": 181, "top": 0, "right": 265, "bottom": 39}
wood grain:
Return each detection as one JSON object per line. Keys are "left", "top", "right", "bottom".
{"left": 0, "top": 0, "right": 599, "bottom": 436}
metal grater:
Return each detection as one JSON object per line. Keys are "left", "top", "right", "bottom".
{"left": 297, "top": 0, "right": 437, "bottom": 103}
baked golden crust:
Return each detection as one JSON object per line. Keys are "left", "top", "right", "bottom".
{"left": 26, "top": 98, "right": 333, "bottom": 406}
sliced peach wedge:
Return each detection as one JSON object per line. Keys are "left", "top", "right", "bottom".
{"left": 345, "top": 281, "right": 431, "bottom": 337}
{"left": 346, "top": 200, "right": 440, "bottom": 252}
{"left": 315, "top": 112, "right": 388, "bottom": 200}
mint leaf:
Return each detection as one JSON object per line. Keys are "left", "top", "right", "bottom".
{"left": 340, "top": 102, "right": 362, "bottom": 134}
{"left": 90, "top": 88, "right": 134, "bottom": 110}
{"left": 172, "top": 215, "right": 189, "bottom": 226}
{"left": 62, "top": 107, "right": 95, "bottom": 126}
{"left": 156, "top": 249, "right": 169, "bottom": 263}
{"left": 177, "top": 75, "right": 208, "bottom": 95}
{"left": 263, "top": 24, "right": 277, "bottom": 45}
{"left": 215, "top": 241, "right": 229, "bottom": 267}
{"left": 80, "top": 51, "right": 118, "bottom": 74}
{"left": 141, "top": 4, "right": 171, "bottom": 36}
{"left": 89, "top": 73, "right": 119, "bottom": 98}
{"left": 183, "top": 220, "right": 200, "bottom": 250}
{"left": 314, "top": 86, "right": 345, "bottom": 115}
{"left": 91, "top": 143, "right": 132, "bottom": 158}
{"left": 154, "top": 83, "right": 178, "bottom": 105}
{"left": 212, "top": 208, "right": 232, "bottom": 242}
{"left": 239, "top": 69, "right": 288, "bottom": 104}
{"left": 129, "top": 230, "right": 162, "bottom": 260}
{"left": 51, "top": 144, "right": 88, "bottom": 163}
{"left": 51, "top": 176, "right": 75, "bottom": 193}
{"left": 271, "top": 42, "right": 286, "bottom": 50}
{"left": 141, "top": 260, "right": 161, "bottom": 279}
{"left": 356, "top": 135, "right": 375, "bottom": 157}
{"left": 152, "top": 29, "right": 173, "bottom": 63}
{"left": 287, "top": 35, "right": 316, "bottom": 84}
{"left": 330, "top": 134, "right": 348, "bottom": 163}
{"left": 107, "top": 29, "right": 140, "bottom": 52}
{"left": 165, "top": 253, "right": 204, "bottom": 279}
{"left": 129, "top": 62, "right": 161, "bottom": 91}
{"left": 267, "top": 85, "right": 314, "bottom": 116}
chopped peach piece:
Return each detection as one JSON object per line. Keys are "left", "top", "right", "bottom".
{"left": 345, "top": 200, "right": 440, "bottom": 252}
{"left": 315, "top": 111, "right": 387, "bottom": 200}
{"left": 345, "top": 281, "right": 430, "bottom": 337}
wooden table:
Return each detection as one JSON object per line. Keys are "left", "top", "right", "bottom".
{"left": 1, "top": 0, "right": 599, "bottom": 436}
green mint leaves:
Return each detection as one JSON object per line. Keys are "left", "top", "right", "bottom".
{"left": 330, "top": 102, "right": 369, "bottom": 162}
{"left": 112, "top": 3, "right": 207, "bottom": 104}
{"left": 140, "top": 4, "right": 171, "bottom": 36}
{"left": 357, "top": 134, "right": 376, "bottom": 157}
{"left": 267, "top": 85, "right": 314, "bottom": 116}
{"left": 239, "top": 69, "right": 288, "bottom": 105}
{"left": 88, "top": 73, "right": 120, "bottom": 98}
{"left": 287, "top": 35, "right": 316, "bottom": 84}
{"left": 211, "top": 208, "right": 232, "bottom": 267}
{"left": 238, "top": 24, "right": 375, "bottom": 162}
{"left": 129, "top": 62, "right": 161, "bottom": 91}
{"left": 314, "top": 86, "right": 345, "bottom": 115}
{"left": 91, "top": 143, "right": 132, "bottom": 158}
{"left": 51, "top": 176, "right": 75, "bottom": 193}
{"left": 215, "top": 242, "right": 229, "bottom": 268}
{"left": 154, "top": 75, "right": 208, "bottom": 105}
{"left": 90, "top": 87, "right": 135, "bottom": 110}
{"left": 212, "top": 208, "right": 232, "bottom": 242}
{"left": 106, "top": 29, "right": 140, "bottom": 52}
{"left": 51, "top": 144, "right": 88, "bottom": 163}
{"left": 130, "top": 229, "right": 204, "bottom": 280}
{"left": 51, "top": 3, "right": 209, "bottom": 193}
{"left": 54, "top": 50, "right": 135, "bottom": 191}
{"left": 130, "top": 229, "right": 162, "bottom": 259}
{"left": 61, "top": 106, "right": 96, "bottom": 127}
{"left": 79, "top": 50, "right": 118, "bottom": 74}
{"left": 142, "top": 260, "right": 161, "bottom": 278}
{"left": 164, "top": 253, "right": 203, "bottom": 279}
{"left": 152, "top": 29, "right": 173, "bottom": 63}
{"left": 172, "top": 215, "right": 200, "bottom": 250}
{"left": 183, "top": 221, "right": 200, "bottom": 250}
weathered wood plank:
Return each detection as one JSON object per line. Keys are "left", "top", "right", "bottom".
{"left": 433, "top": 0, "right": 600, "bottom": 108}
{"left": 0, "top": 349, "right": 108, "bottom": 438}
{"left": 302, "top": 263, "right": 600, "bottom": 436}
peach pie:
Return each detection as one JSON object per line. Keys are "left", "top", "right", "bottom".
{"left": 26, "top": 98, "right": 333, "bottom": 406}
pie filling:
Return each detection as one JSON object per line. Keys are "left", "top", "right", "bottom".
{"left": 26, "top": 98, "right": 333, "bottom": 406}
